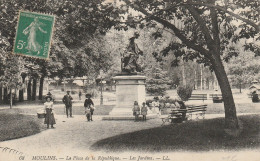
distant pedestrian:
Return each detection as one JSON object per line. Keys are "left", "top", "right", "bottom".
{"left": 141, "top": 102, "right": 148, "bottom": 121}
{"left": 85, "top": 106, "right": 91, "bottom": 121}
{"left": 44, "top": 96, "right": 55, "bottom": 128}
{"left": 84, "top": 94, "right": 94, "bottom": 121}
{"left": 252, "top": 91, "right": 259, "bottom": 102}
{"left": 132, "top": 101, "right": 140, "bottom": 121}
{"left": 78, "top": 90, "right": 82, "bottom": 100}
{"left": 62, "top": 91, "right": 73, "bottom": 118}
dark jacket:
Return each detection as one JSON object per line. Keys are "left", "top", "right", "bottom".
{"left": 62, "top": 94, "right": 73, "bottom": 106}
{"left": 84, "top": 98, "right": 94, "bottom": 108}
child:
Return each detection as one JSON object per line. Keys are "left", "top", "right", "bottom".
{"left": 84, "top": 94, "right": 94, "bottom": 121}
{"left": 85, "top": 107, "right": 91, "bottom": 121}
{"left": 132, "top": 101, "right": 140, "bottom": 121}
{"left": 141, "top": 102, "right": 148, "bottom": 121}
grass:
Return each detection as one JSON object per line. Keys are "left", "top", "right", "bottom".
{"left": 0, "top": 109, "right": 45, "bottom": 141}
{"left": 206, "top": 103, "right": 260, "bottom": 114}
{"left": 91, "top": 114, "right": 260, "bottom": 152}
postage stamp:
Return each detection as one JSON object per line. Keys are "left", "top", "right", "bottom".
{"left": 13, "top": 11, "right": 55, "bottom": 59}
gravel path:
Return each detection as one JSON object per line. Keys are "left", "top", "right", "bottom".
{"left": 0, "top": 112, "right": 260, "bottom": 161}
{"left": 0, "top": 114, "right": 164, "bottom": 155}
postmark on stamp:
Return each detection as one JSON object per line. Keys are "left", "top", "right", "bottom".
{"left": 13, "top": 11, "right": 55, "bottom": 59}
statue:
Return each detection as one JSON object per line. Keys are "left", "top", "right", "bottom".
{"left": 121, "top": 32, "right": 143, "bottom": 74}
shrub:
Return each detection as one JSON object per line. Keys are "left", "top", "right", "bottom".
{"left": 177, "top": 85, "right": 193, "bottom": 101}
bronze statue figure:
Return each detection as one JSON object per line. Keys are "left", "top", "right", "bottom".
{"left": 121, "top": 32, "right": 143, "bottom": 74}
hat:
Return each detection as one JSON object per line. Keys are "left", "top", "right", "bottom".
{"left": 85, "top": 93, "right": 91, "bottom": 98}
{"left": 45, "top": 96, "right": 52, "bottom": 101}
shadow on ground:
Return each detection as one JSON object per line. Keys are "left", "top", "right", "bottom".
{"left": 90, "top": 114, "right": 260, "bottom": 152}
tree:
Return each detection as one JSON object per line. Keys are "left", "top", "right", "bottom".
{"left": 227, "top": 51, "right": 260, "bottom": 92}
{"left": 1, "top": 0, "right": 118, "bottom": 101}
{"left": 113, "top": 0, "right": 260, "bottom": 131}
{"left": 146, "top": 66, "right": 170, "bottom": 96}
{"left": 0, "top": 54, "right": 24, "bottom": 108}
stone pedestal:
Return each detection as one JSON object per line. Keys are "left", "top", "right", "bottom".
{"left": 102, "top": 75, "right": 157, "bottom": 120}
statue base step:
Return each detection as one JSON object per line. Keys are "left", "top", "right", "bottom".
{"left": 102, "top": 107, "right": 157, "bottom": 120}
{"left": 102, "top": 114, "right": 158, "bottom": 120}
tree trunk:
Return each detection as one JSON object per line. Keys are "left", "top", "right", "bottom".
{"left": 10, "top": 88, "right": 12, "bottom": 109}
{"left": 27, "top": 79, "right": 32, "bottom": 101}
{"left": 19, "top": 87, "right": 24, "bottom": 102}
{"left": 239, "top": 83, "right": 242, "bottom": 93}
{"left": 4, "top": 88, "right": 8, "bottom": 104}
{"left": 200, "top": 65, "right": 203, "bottom": 90}
{"left": 39, "top": 76, "right": 44, "bottom": 100}
{"left": 32, "top": 78, "right": 37, "bottom": 101}
{"left": 182, "top": 56, "right": 186, "bottom": 86}
{"left": 19, "top": 75, "right": 26, "bottom": 102}
{"left": 0, "top": 87, "right": 2, "bottom": 104}
{"left": 211, "top": 54, "right": 239, "bottom": 130}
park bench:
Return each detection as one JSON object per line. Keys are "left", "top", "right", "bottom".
{"left": 188, "top": 94, "right": 207, "bottom": 102}
{"left": 186, "top": 104, "right": 207, "bottom": 120}
{"left": 209, "top": 94, "right": 223, "bottom": 103}
{"left": 161, "top": 104, "right": 207, "bottom": 125}
{"left": 161, "top": 109, "right": 186, "bottom": 125}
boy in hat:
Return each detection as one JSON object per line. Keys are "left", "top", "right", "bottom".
{"left": 84, "top": 94, "right": 94, "bottom": 121}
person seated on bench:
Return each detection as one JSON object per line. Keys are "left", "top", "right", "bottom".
{"left": 252, "top": 91, "right": 259, "bottom": 102}
{"left": 176, "top": 100, "right": 187, "bottom": 121}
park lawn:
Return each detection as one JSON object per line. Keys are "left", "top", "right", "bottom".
{"left": 91, "top": 114, "right": 260, "bottom": 152}
{"left": 206, "top": 103, "right": 260, "bottom": 114}
{"left": 0, "top": 109, "right": 45, "bottom": 141}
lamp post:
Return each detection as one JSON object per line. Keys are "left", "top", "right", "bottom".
{"left": 100, "top": 77, "right": 103, "bottom": 105}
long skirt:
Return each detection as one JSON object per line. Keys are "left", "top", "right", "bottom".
{"left": 44, "top": 108, "right": 56, "bottom": 125}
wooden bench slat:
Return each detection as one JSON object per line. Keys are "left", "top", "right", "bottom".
{"left": 188, "top": 94, "right": 207, "bottom": 101}
{"left": 188, "top": 109, "right": 206, "bottom": 111}
{"left": 187, "top": 107, "right": 207, "bottom": 109}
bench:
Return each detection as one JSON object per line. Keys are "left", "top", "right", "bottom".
{"left": 161, "top": 109, "right": 186, "bottom": 125}
{"left": 209, "top": 94, "right": 222, "bottom": 99}
{"left": 188, "top": 94, "right": 207, "bottom": 102}
{"left": 186, "top": 104, "right": 207, "bottom": 120}
{"left": 161, "top": 104, "right": 207, "bottom": 125}
{"left": 209, "top": 94, "right": 223, "bottom": 103}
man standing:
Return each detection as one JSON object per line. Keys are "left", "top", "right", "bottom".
{"left": 62, "top": 91, "right": 73, "bottom": 118}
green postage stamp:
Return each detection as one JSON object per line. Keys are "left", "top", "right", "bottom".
{"left": 13, "top": 11, "right": 55, "bottom": 59}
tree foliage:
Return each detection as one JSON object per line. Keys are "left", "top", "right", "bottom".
{"left": 146, "top": 66, "right": 170, "bottom": 96}
{"left": 177, "top": 85, "right": 193, "bottom": 101}
{"left": 112, "top": 0, "right": 260, "bottom": 130}
{"left": 0, "top": 0, "right": 117, "bottom": 83}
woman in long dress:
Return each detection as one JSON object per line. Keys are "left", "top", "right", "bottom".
{"left": 44, "top": 96, "right": 56, "bottom": 128}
